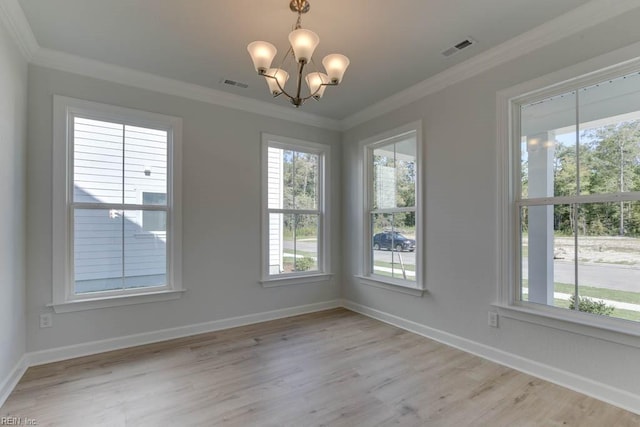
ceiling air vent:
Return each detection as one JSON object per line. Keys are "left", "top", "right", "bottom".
{"left": 221, "top": 79, "right": 249, "bottom": 89}
{"left": 441, "top": 37, "right": 477, "bottom": 57}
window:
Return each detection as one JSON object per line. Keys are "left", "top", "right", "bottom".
{"left": 501, "top": 60, "right": 640, "bottom": 332}
{"left": 142, "top": 192, "right": 167, "bottom": 232}
{"left": 361, "top": 122, "right": 423, "bottom": 293}
{"left": 261, "top": 134, "right": 331, "bottom": 285}
{"left": 52, "top": 96, "right": 183, "bottom": 312}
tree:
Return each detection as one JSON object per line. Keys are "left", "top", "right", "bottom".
{"left": 282, "top": 151, "right": 319, "bottom": 237}
{"left": 583, "top": 120, "right": 640, "bottom": 236}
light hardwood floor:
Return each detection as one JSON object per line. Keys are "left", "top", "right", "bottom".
{"left": 2, "top": 308, "right": 638, "bottom": 426}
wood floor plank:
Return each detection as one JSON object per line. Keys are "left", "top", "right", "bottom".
{"left": 1, "top": 308, "right": 638, "bottom": 426}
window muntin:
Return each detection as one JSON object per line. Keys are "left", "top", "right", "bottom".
{"left": 263, "top": 136, "right": 328, "bottom": 281}
{"left": 516, "top": 70, "right": 640, "bottom": 323}
{"left": 365, "top": 129, "right": 420, "bottom": 288}
{"left": 53, "top": 96, "right": 182, "bottom": 308}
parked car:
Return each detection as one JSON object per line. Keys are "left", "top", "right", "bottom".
{"left": 372, "top": 231, "right": 415, "bottom": 252}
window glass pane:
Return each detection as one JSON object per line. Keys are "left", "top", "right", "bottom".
{"left": 142, "top": 192, "right": 167, "bottom": 205}
{"left": 74, "top": 208, "right": 123, "bottom": 293}
{"left": 73, "top": 117, "right": 124, "bottom": 204}
{"left": 123, "top": 210, "right": 167, "bottom": 289}
{"left": 293, "top": 151, "right": 319, "bottom": 210}
{"left": 282, "top": 213, "right": 295, "bottom": 273}
{"left": 373, "top": 138, "right": 416, "bottom": 209}
{"left": 373, "top": 146, "right": 396, "bottom": 210}
{"left": 521, "top": 91, "right": 578, "bottom": 199}
{"left": 283, "top": 150, "right": 295, "bottom": 209}
{"left": 124, "top": 125, "right": 168, "bottom": 205}
{"left": 575, "top": 202, "right": 640, "bottom": 321}
{"left": 520, "top": 204, "right": 575, "bottom": 307}
{"left": 267, "top": 147, "right": 285, "bottom": 210}
{"left": 142, "top": 211, "right": 167, "bottom": 233}
{"left": 141, "top": 193, "right": 167, "bottom": 232}
{"left": 578, "top": 73, "right": 640, "bottom": 196}
{"left": 73, "top": 208, "right": 167, "bottom": 294}
{"left": 269, "top": 213, "right": 319, "bottom": 275}
{"left": 395, "top": 138, "right": 416, "bottom": 208}
{"left": 371, "top": 213, "right": 416, "bottom": 281}
{"left": 268, "top": 213, "right": 285, "bottom": 274}
{"left": 294, "top": 214, "right": 318, "bottom": 272}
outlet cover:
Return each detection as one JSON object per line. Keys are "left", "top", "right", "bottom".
{"left": 40, "top": 313, "right": 53, "bottom": 328}
{"left": 488, "top": 311, "right": 499, "bottom": 328}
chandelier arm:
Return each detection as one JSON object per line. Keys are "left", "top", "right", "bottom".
{"left": 301, "top": 81, "right": 338, "bottom": 102}
{"left": 263, "top": 73, "right": 297, "bottom": 101}
{"left": 294, "top": 60, "right": 305, "bottom": 104}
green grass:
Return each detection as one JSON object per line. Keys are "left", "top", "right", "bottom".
{"left": 552, "top": 298, "right": 640, "bottom": 321}
{"left": 609, "top": 308, "right": 640, "bottom": 322}
{"left": 370, "top": 269, "right": 416, "bottom": 281}
{"left": 523, "top": 282, "right": 640, "bottom": 322}
{"left": 373, "top": 260, "right": 415, "bottom": 271}
{"left": 523, "top": 280, "right": 640, "bottom": 305}
{"left": 553, "top": 282, "right": 640, "bottom": 305}
{"left": 283, "top": 249, "right": 317, "bottom": 257}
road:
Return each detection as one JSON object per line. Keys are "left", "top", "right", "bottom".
{"left": 285, "top": 241, "right": 639, "bottom": 294}
{"left": 283, "top": 239, "right": 318, "bottom": 256}
{"left": 372, "top": 249, "right": 416, "bottom": 268}
{"left": 522, "top": 259, "right": 640, "bottom": 293}
{"left": 283, "top": 240, "right": 416, "bottom": 271}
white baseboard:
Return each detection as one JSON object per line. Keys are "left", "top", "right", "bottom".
{"left": 27, "top": 299, "right": 341, "bottom": 367}
{"left": 1, "top": 299, "right": 340, "bottom": 407}
{"left": 0, "top": 355, "right": 28, "bottom": 408}
{"left": 4, "top": 299, "right": 638, "bottom": 416}
{"left": 342, "top": 299, "right": 640, "bottom": 416}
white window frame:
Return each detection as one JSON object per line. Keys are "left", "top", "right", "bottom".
{"left": 260, "top": 133, "right": 332, "bottom": 287}
{"left": 497, "top": 46, "right": 640, "bottom": 345}
{"left": 52, "top": 96, "right": 184, "bottom": 313}
{"left": 356, "top": 121, "right": 425, "bottom": 296}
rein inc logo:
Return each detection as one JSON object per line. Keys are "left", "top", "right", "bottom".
{"left": 1, "top": 417, "right": 37, "bottom": 425}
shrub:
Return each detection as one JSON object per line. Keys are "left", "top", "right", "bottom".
{"left": 295, "top": 256, "right": 315, "bottom": 271}
{"left": 568, "top": 295, "right": 615, "bottom": 316}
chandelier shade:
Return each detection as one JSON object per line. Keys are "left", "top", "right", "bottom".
{"left": 322, "top": 54, "right": 350, "bottom": 84}
{"left": 288, "top": 29, "right": 320, "bottom": 64}
{"left": 266, "top": 68, "right": 290, "bottom": 95}
{"left": 247, "top": 0, "right": 349, "bottom": 107}
{"left": 305, "top": 72, "right": 329, "bottom": 99}
{"left": 247, "top": 41, "right": 277, "bottom": 74}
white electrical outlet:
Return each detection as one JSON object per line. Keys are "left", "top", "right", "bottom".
{"left": 488, "top": 311, "right": 499, "bottom": 328}
{"left": 40, "top": 313, "right": 53, "bottom": 328}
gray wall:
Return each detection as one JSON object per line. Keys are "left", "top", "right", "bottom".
{"left": 342, "top": 10, "right": 640, "bottom": 396}
{"left": 26, "top": 66, "right": 341, "bottom": 352}
{"left": 0, "top": 24, "right": 27, "bottom": 383}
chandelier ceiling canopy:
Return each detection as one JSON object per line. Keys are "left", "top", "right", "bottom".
{"left": 247, "top": 0, "right": 350, "bottom": 108}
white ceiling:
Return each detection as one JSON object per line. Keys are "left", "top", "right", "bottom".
{"left": 17, "top": 0, "right": 593, "bottom": 120}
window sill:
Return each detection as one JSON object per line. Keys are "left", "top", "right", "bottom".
{"left": 49, "top": 289, "right": 186, "bottom": 313}
{"left": 260, "top": 273, "right": 333, "bottom": 288}
{"left": 355, "top": 275, "right": 425, "bottom": 297}
{"left": 493, "top": 302, "right": 640, "bottom": 349}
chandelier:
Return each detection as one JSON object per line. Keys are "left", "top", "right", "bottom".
{"left": 247, "top": 0, "right": 350, "bottom": 107}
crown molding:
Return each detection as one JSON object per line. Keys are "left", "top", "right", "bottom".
{"left": 341, "top": 0, "right": 640, "bottom": 130}
{"left": 2, "top": 0, "right": 639, "bottom": 132}
{"left": 31, "top": 48, "right": 341, "bottom": 131}
{"left": 0, "top": 2, "right": 341, "bottom": 131}
{"left": 0, "top": 0, "right": 37, "bottom": 60}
